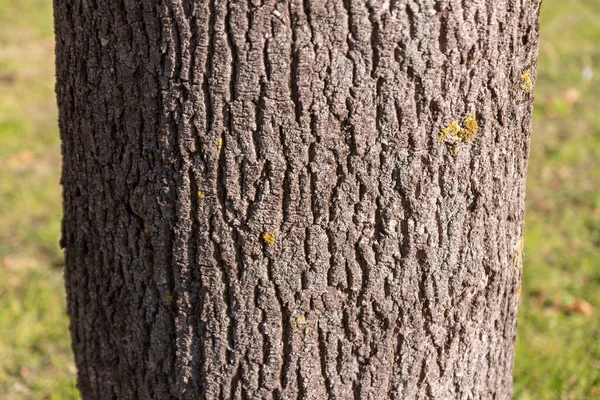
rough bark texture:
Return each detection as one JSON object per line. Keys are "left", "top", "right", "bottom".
{"left": 55, "top": 0, "right": 540, "bottom": 398}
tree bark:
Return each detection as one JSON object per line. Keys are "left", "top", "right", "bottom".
{"left": 55, "top": 0, "right": 540, "bottom": 398}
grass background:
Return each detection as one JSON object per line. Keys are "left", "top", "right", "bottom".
{"left": 0, "top": 0, "right": 598, "bottom": 398}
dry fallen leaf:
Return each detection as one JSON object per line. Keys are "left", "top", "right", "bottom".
{"left": 68, "top": 362, "right": 78, "bottom": 374}
{"left": 19, "top": 366, "right": 30, "bottom": 380}
{"left": 10, "top": 382, "right": 31, "bottom": 395}
{"left": 0, "top": 72, "right": 16, "bottom": 84}
{"left": 565, "top": 298, "right": 594, "bottom": 317}
{"left": 2, "top": 255, "right": 39, "bottom": 271}
{"left": 563, "top": 87, "right": 580, "bottom": 106}
{"left": 6, "top": 150, "right": 35, "bottom": 170}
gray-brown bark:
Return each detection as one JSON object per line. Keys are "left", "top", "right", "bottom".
{"left": 55, "top": 0, "right": 540, "bottom": 399}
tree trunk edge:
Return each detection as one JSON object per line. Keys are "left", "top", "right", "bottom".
{"left": 54, "top": 0, "right": 541, "bottom": 398}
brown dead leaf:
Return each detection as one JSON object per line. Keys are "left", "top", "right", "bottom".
{"left": 592, "top": 207, "right": 600, "bottom": 221}
{"left": 565, "top": 298, "right": 594, "bottom": 317}
{"left": 2, "top": 255, "right": 39, "bottom": 271}
{"left": 0, "top": 72, "right": 16, "bottom": 84}
{"left": 532, "top": 294, "right": 549, "bottom": 308}
{"left": 563, "top": 87, "right": 580, "bottom": 106}
{"left": 19, "top": 366, "right": 30, "bottom": 380}
{"left": 10, "top": 381, "right": 31, "bottom": 395}
{"left": 6, "top": 150, "right": 35, "bottom": 170}
{"left": 68, "top": 362, "right": 78, "bottom": 374}
{"left": 557, "top": 166, "right": 572, "bottom": 179}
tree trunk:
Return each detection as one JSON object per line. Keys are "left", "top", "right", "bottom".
{"left": 55, "top": 0, "right": 540, "bottom": 398}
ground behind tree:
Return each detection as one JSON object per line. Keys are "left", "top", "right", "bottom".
{"left": 0, "top": 0, "right": 598, "bottom": 398}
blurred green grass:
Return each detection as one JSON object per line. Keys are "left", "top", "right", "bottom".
{"left": 0, "top": 0, "right": 77, "bottom": 398}
{"left": 514, "top": 1, "right": 600, "bottom": 398}
{"left": 0, "top": 0, "right": 598, "bottom": 398}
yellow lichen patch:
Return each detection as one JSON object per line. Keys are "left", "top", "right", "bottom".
{"left": 438, "top": 120, "right": 461, "bottom": 142}
{"left": 521, "top": 70, "right": 533, "bottom": 93}
{"left": 216, "top": 137, "right": 223, "bottom": 150}
{"left": 293, "top": 315, "right": 312, "bottom": 334}
{"left": 262, "top": 232, "right": 276, "bottom": 246}
{"left": 197, "top": 191, "right": 205, "bottom": 199}
{"left": 460, "top": 115, "right": 478, "bottom": 142}
{"left": 439, "top": 115, "right": 479, "bottom": 153}
{"left": 513, "top": 237, "right": 525, "bottom": 271}
{"left": 517, "top": 284, "right": 523, "bottom": 297}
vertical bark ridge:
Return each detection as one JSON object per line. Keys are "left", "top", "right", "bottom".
{"left": 56, "top": 0, "right": 541, "bottom": 398}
